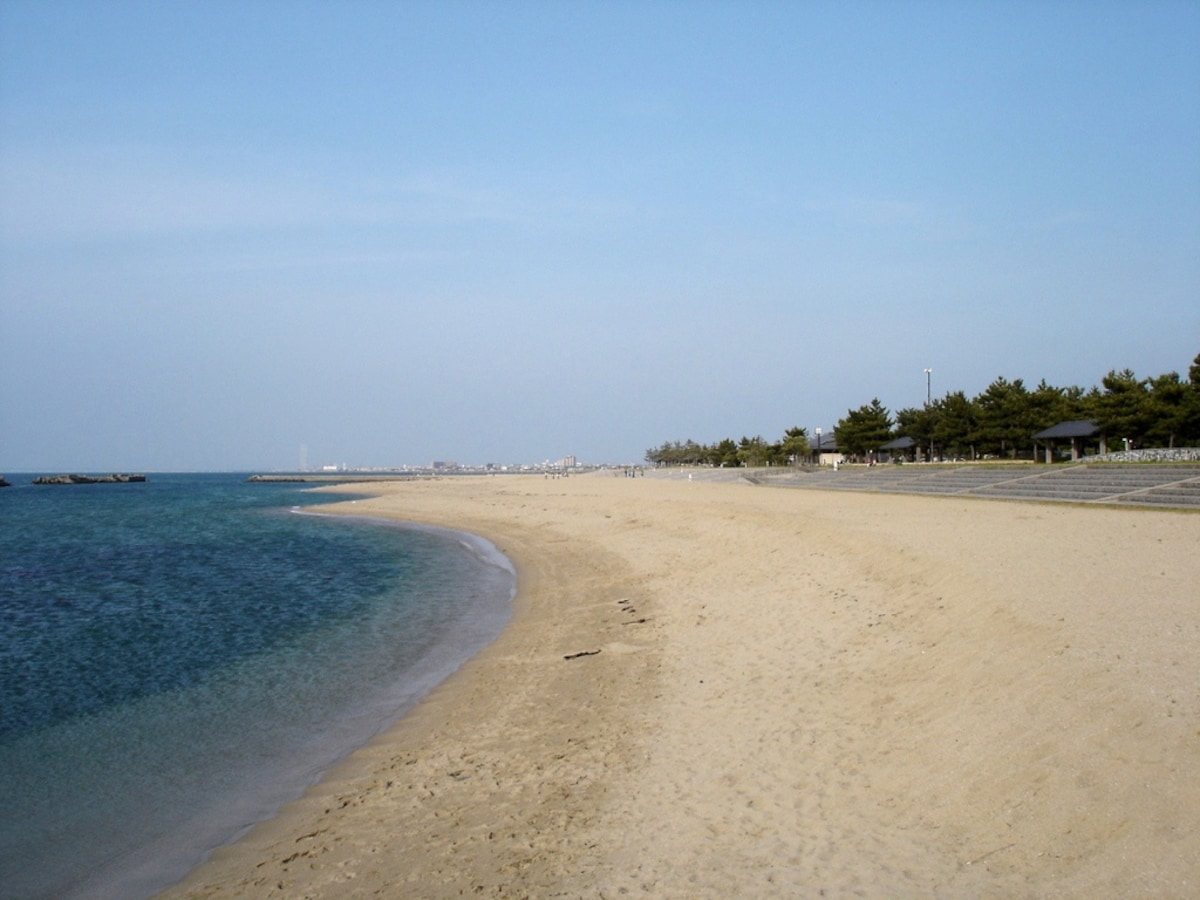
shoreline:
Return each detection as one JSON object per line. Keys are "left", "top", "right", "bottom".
{"left": 163, "top": 474, "right": 660, "bottom": 897}
{"left": 52, "top": 502, "right": 517, "bottom": 900}
{"left": 163, "top": 473, "right": 1200, "bottom": 897}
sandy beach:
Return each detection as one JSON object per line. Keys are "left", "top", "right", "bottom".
{"left": 163, "top": 472, "right": 1200, "bottom": 898}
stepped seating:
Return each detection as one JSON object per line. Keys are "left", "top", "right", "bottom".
{"left": 784, "top": 464, "right": 1200, "bottom": 509}
{"left": 878, "top": 468, "right": 1034, "bottom": 494}
{"left": 812, "top": 467, "right": 926, "bottom": 484}
{"left": 647, "top": 463, "right": 1200, "bottom": 508}
{"left": 798, "top": 465, "right": 1033, "bottom": 494}
{"left": 1107, "top": 468, "right": 1200, "bottom": 506}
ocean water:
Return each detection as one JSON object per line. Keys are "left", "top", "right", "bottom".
{"left": 0, "top": 474, "right": 514, "bottom": 899}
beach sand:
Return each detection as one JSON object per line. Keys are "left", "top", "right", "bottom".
{"left": 163, "top": 472, "right": 1200, "bottom": 898}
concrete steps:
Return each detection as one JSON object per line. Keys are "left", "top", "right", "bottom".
{"left": 774, "top": 463, "right": 1200, "bottom": 509}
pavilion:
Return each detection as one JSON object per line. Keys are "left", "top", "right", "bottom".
{"left": 879, "top": 435, "right": 917, "bottom": 462}
{"left": 1031, "top": 420, "right": 1106, "bottom": 462}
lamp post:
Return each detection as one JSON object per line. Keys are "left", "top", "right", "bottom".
{"left": 923, "top": 368, "right": 933, "bottom": 462}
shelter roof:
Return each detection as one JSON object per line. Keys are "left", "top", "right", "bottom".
{"left": 812, "top": 434, "right": 839, "bottom": 452}
{"left": 1032, "top": 419, "right": 1101, "bottom": 440}
{"left": 880, "top": 436, "right": 917, "bottom": 450}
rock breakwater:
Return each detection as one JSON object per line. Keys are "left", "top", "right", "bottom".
{"left": 32, "top": 474, "right": 147, "bottom": 485}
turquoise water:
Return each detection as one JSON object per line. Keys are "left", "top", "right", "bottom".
{"left": 0, "top": 474, "right": 513, "bottom": 899}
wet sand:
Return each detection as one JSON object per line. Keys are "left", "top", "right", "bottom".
{"left": 163, "top": 472, "right": 1200, "bottom": 898}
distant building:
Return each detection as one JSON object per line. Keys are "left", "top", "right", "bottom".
{"left": 811, "top": 433, "right": 844, "bottom": 467}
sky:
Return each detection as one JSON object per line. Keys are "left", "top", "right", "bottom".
{"left": 1, "top": 0, "right": 1198, "bottom": 471}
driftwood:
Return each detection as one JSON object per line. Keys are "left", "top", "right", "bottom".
{"left": 563, "top": 649, "right": 601, "bottom": 660}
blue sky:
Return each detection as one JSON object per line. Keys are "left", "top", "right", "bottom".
{"left": 2, "top": 0, "right": 1198, "bottom": 470}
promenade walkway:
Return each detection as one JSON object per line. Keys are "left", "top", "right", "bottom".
{"left": 645, "top": 463, "right": 1200, "bottom": 510}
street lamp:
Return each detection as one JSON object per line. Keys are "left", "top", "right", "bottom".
{"left": 923, "top": 368, "right": 933, "bottom": 463}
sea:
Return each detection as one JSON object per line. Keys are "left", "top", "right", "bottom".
{"left": 0, "top": 473, "right": 515, "bottom": 899}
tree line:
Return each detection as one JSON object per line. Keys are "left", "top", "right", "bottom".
{"left": 646, "top": 352, "right": 1200, "bottom": 466}
{"left": 645, "top": 428, "right": 813, "bottom": 468}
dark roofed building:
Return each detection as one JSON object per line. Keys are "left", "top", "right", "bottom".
{"left": 811, "top": 432, "right": 843, "bottom": 466}
{"left": 1032, "top": 419, "right": 1105, "bottom": 462}
{"left": 879, "top": 435, "right": 917, "bottom": 462}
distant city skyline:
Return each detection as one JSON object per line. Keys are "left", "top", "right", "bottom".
{"left": 2, "top": 1, "right": 1198, "bottom": 471}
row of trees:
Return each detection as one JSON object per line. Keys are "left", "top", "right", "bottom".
{"left": 645, "top": 428, "right": 812, "bottom": 468}
{"left": 839, "top": 355, "right": 1200, "bottom": 460}
{"left": 647, "top": 353, "right": 1200, "bottom": 466}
